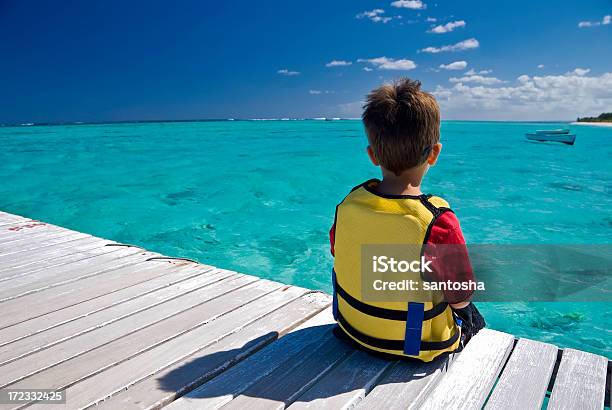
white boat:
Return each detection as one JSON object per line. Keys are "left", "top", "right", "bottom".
{"left": 525, "top": 132, "right": 576, "bottom": 145}
{"left": 535, "top": 129, "right": 569, "bottom": 135}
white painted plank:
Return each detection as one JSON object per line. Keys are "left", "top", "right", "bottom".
{"left": 0, "top": 227, "right": 76, "bottom": 249}
{"left": 96, "top": 293, "right": 331, "bottom": 410}
{"left": 0, "top": 212, "right": 28, "bottom": 224}
{"left": 419, "top": 329, "right": 515, "bottom": 410}
{"left": 0, "top": 264, "right": 216, "bottom": 347}
{"left": 0, "top": 226, "right": 82, "bottom": 247}
{"left": 547, "top": 348, "right": 607, "bottom": 410}
{"left": 25, "top": 283, "right": 309, "bottom": 409}
{"left": 169, "top": 307, "right": 335, "bottom": 410}
{"left": 0, "top": 243, "right": 131, "bottom": 283}
{"left": 357, "top": 353, "right": 455, "bottom": 410}
{"left": 0, "top": 222, "right": 47, "bottom": 238}
{"left": 0, "top": 222, "right": 45, "bottom": 237}
{"left": 0, "top": 253, "right": 171, "bottom": 328}
{"left": 0, "top": 237, "right": 112, "bottom": 274}
{"left": 0, "top": 235, "right": 103, "bottom": 265}
{"left": 0, "top": 246, "right": 147, "bottom": 300}
{"left": 1, "top": 275, "right": 266, "bottom": 388}
{"left": 220, "top": 331, "right": 355, "bottom": 410}
{"left": 485, "top": 338, "right": 558, "bottom": 410}
{"left": 0, "top": 269, "right": 235, "bottom": 364}
{"left": 288, "top": 349, "right": 393, "bottom": 410}
{"left": 0, "top": 220, "right": 69, "bottom": 238}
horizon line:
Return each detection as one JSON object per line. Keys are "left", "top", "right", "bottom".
{"left": 0, "top": 118, "right": 577, "bottom": 127}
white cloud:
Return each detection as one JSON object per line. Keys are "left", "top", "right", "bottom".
{"left": 449, "top": 75, "right": 504, "bottom": 85}
{"left": 337, "top": 101, "right": 364, "bottom": 116}
{"left": 517, "top": 74, "right": 530, "bottom": 83}
{"left": 578, "top": 15, "right": 611, "bottom": 27}
{"left": 356, "top": 9, "right": 394, "bottom": 23}
{"left": 465, "top": 68, "right": 492, "bottom": 75}
{"left": 358, "top": 57, "right": 417, "bottom": 70}
{"left": 363, "top": 67, "right": 373, "bottom": 72}
{"left": 429, "top": 20, "right": 466, "bottom": 33}
{"left": 357, "top": 9, "right": 384, "bottom": 18}
{"left": 309, "top": 90, "right": 334, "bottom": 95}
{"left": 432, "top": 71, "right": 612, "bottom": 120}
{"left": 325, "top": 60, "right": 352, "bottom": 67}
{"left": 571, "top": 68, "right": 591, "bottom": 76}
{"left": 426, "top": 17, "right": 437, "bottom": 22}
{"left": 537, "top": 64, "right": 545, "bottom": 69}
{"left": 439, "top": 60, "right": 468, "bottom": 70}
{"left": 391, "top": 0, "right": 426, "bottom": 9}
{"left": 421, "top": 38, "right": 479, "bottom": 53}
{"left": 277, "top": 69, "right": 300, "bottom": 76}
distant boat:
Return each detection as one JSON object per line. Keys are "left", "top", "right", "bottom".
{"left": 535, "top": 129, "right": 570, "bottom": 135}
{"left": 526, "top": 130, "right": 576, "bottom": 145}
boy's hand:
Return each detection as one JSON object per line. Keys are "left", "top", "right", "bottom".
{"left": 452, "top": 302, "right": 486, "bottom": 344}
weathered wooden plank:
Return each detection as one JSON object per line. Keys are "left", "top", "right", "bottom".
{"left": 0, "top": 221, "right": 44, "bottom": 235}
{"left": 485, "top": 338, "right": 558, "bottom": 410}
{"left": 25, "top": 283, "right": 309, "bottom": 409}
{"left": 547, "top": 348, "right": 607, "bottom": 410}
{"left": 0, "top": 244, "right": 131, "bottom": 283}
{"left": 0, "top": 225, "right": 83, "bottom": 247}
{"left": 0, "top": 222, "right": 45, "bottom": 237}
{"left": 0, "top": 254, "right": 172, "bottom": 328}
{"left": 168, "top": 307, "right": 335, "bottom": 410}
{"left": 0, "top": 227, "right": 76, "bottom": 249}
{"left": 288, "top": 350, "right": 393, "bottom": 410}
{"left": 0, "top": 246, "right": 147, "bottom": 300}
{"left": 0, "top": 212, "right": 28, "bottom": 224}
{"left": 0, "top": 269, "right": 235, "bottom": 364}
{"left": 0, "top": 235, "right": 103, "bottom": 264}
{"left": 0, "top": 264, "right": 215, "bottom": 347}
{"left": 1, "top": 275, "right": 266, "bottom": 388}
{"left": 0, "top": 220, "right": 68, "bottom": 238}
{"left": 93, "top": 294, "right": 331, "bottom": 410}
{"left": 419, "top": 329, "right": 515, "bottom": 410}
{"left": 357, "top": 354, "right": 455, "bottom": 410}
{"left": 220, "top": 331, "right": 355, "bottom": 409}
{"left": 0, "top": 237, "right": 112, "bottom": 274}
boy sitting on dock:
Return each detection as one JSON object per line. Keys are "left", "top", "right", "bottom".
{"left": 329, "top": 78, "right": 485, "bottom": 362}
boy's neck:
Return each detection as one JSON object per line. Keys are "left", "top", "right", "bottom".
{"left": 377, "top": 165, "right": 427, "bottom": 196}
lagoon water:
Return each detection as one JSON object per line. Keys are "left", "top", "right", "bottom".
{"left": 1, "top": 120, "right": 610, "bottom": 358}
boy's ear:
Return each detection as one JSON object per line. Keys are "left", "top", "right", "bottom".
{"left": 367, "top": 146, "right": 380, "bottom": 166}
{"left": 427, "top": 143, "right": 442, "bottom": 166}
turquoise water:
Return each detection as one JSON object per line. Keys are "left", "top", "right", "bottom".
{"left": 0, "top": 120, "right": 610, "bottom": 358}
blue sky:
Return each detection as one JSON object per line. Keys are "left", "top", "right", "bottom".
{"left": 1, "top": 0, "right": 610, "bottom": 123}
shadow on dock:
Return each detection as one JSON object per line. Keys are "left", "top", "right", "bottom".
{"left": 157, "top": 324, "right": 451, "bottom": 408}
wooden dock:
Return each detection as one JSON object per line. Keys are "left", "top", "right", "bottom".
{"left": 0, "top": 211, "right": 609, "bottom": 409}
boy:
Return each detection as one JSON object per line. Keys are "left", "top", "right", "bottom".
{"left": 329, "top": 78, "right": 484, "bottom": 362}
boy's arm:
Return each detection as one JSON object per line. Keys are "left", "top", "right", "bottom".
{"left": 426, "top": 212, "right": 486, "bottom": 340}
{"left": 425, "top": 211, "right": 475, "bottom": 305}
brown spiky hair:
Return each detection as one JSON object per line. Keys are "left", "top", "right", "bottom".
{"left": 362, "top": 78, "right": 440, "bottom": 175}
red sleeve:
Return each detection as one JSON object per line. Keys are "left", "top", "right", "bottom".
{"left": 425, "top": 211, "right": 474, "bottom": 304}
{"left": 329, "top": 223, "right": 336, "bottom": 257}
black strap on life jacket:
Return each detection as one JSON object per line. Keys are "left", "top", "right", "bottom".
{"left": 333, "top": 272, "right": 449, "bottom": 321}
{"left": 336, "top": 309, "right": 460, "bottom": 352}
{"left": 332, "top": 271, "right": 457, "bottom": 355}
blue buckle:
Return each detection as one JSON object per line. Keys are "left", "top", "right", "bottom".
{"left": 404, "top": 302, "right": 424, "bottom": 356}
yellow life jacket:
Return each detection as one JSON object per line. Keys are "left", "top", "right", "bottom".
{"left": 332, "top": 179, "right": 460, "bottom": 362}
